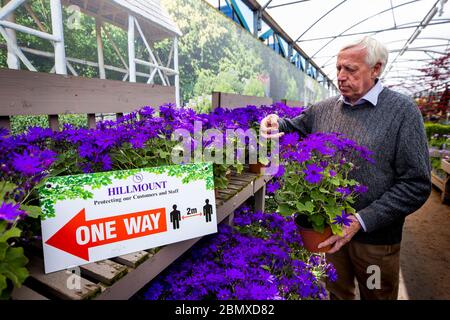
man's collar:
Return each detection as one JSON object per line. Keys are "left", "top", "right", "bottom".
{"left": 339, "top": 79, "right": 384, "bottom": 107}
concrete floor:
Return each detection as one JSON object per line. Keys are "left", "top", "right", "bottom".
{"left": 398, "top": 188, "right": 450, "bottom": 300}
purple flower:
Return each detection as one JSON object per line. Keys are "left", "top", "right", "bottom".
{"left": 336, "top": 187, "right": 352, "bottom": 198}
{"left": 281, "top": 133, "right": 300, "bottom": 147}
{"left": 266, "top": 181, "right": 280, "bottom": 194}
{"left": 332, "top": 211, "right": 352, "bottom": 227}
{"left": 274, "top": 165, "right": 285, "bottom": 178}
{"left": 354, "top": 184, "right": 368, "bottom": 194}
{"left": 13, "top": 150, "right": 45, "bottom": 176}
{"left": 303, "top": 163, "right": 324, "bottom": 184}
{"left": 0, "top": 202, "right": 25, "bottom": 221}
{"left": 13, "top": 147, "right": 56, "bottom": 177}
{"left": 325, "top": 264, "right": 337, "bottom": 282}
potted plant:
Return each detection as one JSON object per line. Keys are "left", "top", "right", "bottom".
{"left": 272, "top": 132, "right": 373, "bottom": 253}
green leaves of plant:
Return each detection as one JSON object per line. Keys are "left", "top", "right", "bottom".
{"left": 19, "top": 205, "right": 42, "bottom": 219}
{"left": 0, "top": 246, "right": 29, "bottom": 299}
{"left": 277, "top": 204, "right": 294, "bottom": 217}
{"left": 0, "top": 182, "right": 17, "bottom": 199}
{"left": 296, "top": 201, "right": 314, "bottom": 213}
{"left": 0, "top": 223, "right": 28, "bottom": 299}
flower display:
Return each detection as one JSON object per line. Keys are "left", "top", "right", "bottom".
{"left": 272, "top": 131, "right": 373, "bottom": 236}
{"left": 1, "top": 103, "right": 316, "bottom": 299}
{"left": 143, "top": 205, "right": 336, "bottom": 300}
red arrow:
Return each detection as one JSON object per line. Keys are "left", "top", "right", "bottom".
{"left": 182, "top": 213, "right": 203, "bottom": 220}
{"left": 45, "top": 208, "right": 167, "bottom": 261}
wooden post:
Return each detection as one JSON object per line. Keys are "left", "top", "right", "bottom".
{"left": 87, "top": 113, "right": 96, "bottom": 129}
{"left": 254, "top": 185, "right": 266, "bottom": 213}
{"left": 222, "top": 212, "right": 234, "bottom": 227}
{"left": 0, "top": 116, "right": 11, "bottom": 131}
{"left": 48, "top": 115, "right": 59, "bottom": 131}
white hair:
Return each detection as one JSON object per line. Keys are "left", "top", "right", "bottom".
{"left": 340, "top": 36, "right": 389, "bottom": 75}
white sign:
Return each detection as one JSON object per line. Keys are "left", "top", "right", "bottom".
{"left": 40, "top": 163, "right": 217, "bottom": 273}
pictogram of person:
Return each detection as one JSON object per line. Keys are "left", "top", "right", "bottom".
{"left": 170, "top": 204, "right": 181, "bottom": 230}
{"left": 203, "top": 199, "right": 213, "bottom": 223}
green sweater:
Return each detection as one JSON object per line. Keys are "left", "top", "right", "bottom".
{"left": 278, "top": 88, "right": 432, "bottom": 245}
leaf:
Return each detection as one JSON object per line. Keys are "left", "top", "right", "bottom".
{"left": 310, "top": 214, "right": 325, "bottom": 227}
{"left": 261, "top": 265, "right": 271, "bottom": 271}
{"left": 0, "top": 247, "right": 29, "bottom": 288}
{"left": 0, "top": 227, "right": 21, "bottom": 243}
{"left": 311, "top": 191, "right": 326, "bottom": 202}
{"left": 277, "top": 204, "right": 294, "bottom": 217}
{"left": 0, "top": 182, "right": 17, "bottom": 199}
{"left": 0, "top": 274, "right": 6, "bottom": 296}
{"left": 0, "top": 243, "right": 7, "bottom": 260}
{"left": 330, "top": 178, "right": 341, "bottom": 186}
{"left": 305, "top": 201, "right": 315, "bottom": 213}
{"left": 20, "top": 205, "right": 42, "bottom": 219}
{"left": 346, "top": 206, "right": 356, "bottom": 214}
{"left": 330, "top": 223, "right": 343, "bottom": 236}
{"left": 296, "top": 202, "right": 307, "bottom": 212}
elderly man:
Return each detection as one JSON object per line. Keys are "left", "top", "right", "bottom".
{"left": 260, "top": 36, "right": 431, "bottom": 300}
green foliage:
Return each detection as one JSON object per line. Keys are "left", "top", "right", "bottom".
{"left": 213, "top": 70, "right": 244, "bottom": 94}
{"left": 285, "top": 77, "right": 300, "bottom": 101}
{"left": 424, "top": 123, "right": 450, "bottom": 140}
{"left": 243, "top": 77, "right": 265, "bottom": 97}
{"left": 10, "top": 116, "right": 49, "bottom": 135}
{"left": 274, "top": 159, "right": 359, "bottom": 236}
{"left": 186, "top": 94, "right": 212, "bottom": 113}
{"left": 0, "top": 219, "right": 29, "bottom": 299}
{"left": 10, "top": 114, "right": 88, "bottom": 135}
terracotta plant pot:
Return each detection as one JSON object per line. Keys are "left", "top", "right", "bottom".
{"left": 295, "top": 215, "right": 333, "bottom": 253}
{"left": 249, "top": 162, "right": 266, "bottom": 174}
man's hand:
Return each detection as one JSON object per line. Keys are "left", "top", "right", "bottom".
{"left": 318, "top": 215, "right": 362, "bottom": 254}
{"left": 260, "top": 114, "right": 285, "bottom": 139}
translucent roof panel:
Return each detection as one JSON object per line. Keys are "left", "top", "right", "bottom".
{"left": 256, "top": 0, "right": 450, "bottom": 95}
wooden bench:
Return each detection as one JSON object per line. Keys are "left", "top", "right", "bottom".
{"left": 1, "top": 70, "right": 272, "bottom": 299}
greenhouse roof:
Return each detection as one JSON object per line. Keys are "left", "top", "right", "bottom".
{"left": 253, "top": 0, "right": 450, "bottom": 95}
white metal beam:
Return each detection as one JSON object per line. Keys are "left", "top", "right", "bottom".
{"left": 174, "top": 36, "right": 180, "bottom": 107}
{"left": 0, "top": 0, "right": 26, "bottom": 21}
{"left": 66, "top": 60, "right": 78, "bottom": 76}
{"left": 103, "top": 25, "right": 128, "bottom": 70}
{"left": 4, "top": 0, "right": 19, "bottom": 69}
{"left": 134, "top": 17, "right": 167, "bottom": 86}
{"left": 50, "top": 0, "right": 66, "bottom": 75}
{"left": 0, "top": 20, "right": 59, "bottom": 41}
{"left": 134, "top": 58, "right": 178, "bottom": 75}
{"left": 0, "top": 25, "right": 36, "bottom": 70}
{"left": 17, "top": 46, "right": 153, "bottom": 78}
{"left": 128, "top": 14, "right": 136, "bottom": 82}
{"left": 96, "top": 19, "right": 106, "bottom": 79}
